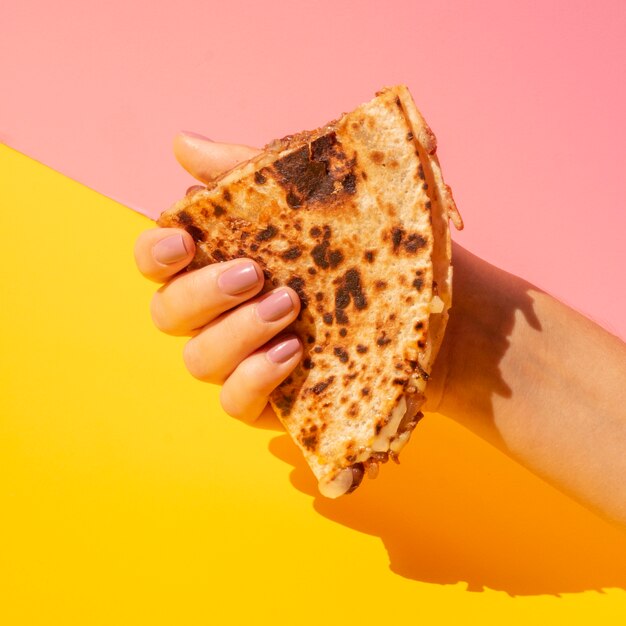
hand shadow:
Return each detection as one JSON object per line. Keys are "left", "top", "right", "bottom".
{"left": 268, "top": 422, "right": 626, "bottom": 596}
{"left": 264, "top": 246, "right": 626, "bottom": 596}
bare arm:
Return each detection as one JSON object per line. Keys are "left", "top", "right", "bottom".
{"left": 427, "top": 243, "right": 626, "bottom": 526}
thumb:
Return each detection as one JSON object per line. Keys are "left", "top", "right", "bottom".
{"left": 174, "top": 132, "right": 262, "bottom": 183}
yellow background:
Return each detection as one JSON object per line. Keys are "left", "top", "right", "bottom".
{"left": 1, "top": 145, "right": 625, "bottom": 624}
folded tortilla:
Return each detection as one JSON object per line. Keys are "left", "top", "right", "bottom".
{"left": 158, "top": 85, "right": 463, "bottom": 497}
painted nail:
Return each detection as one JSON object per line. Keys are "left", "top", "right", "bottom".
{"left": 217, "top": 262, "right": 261, "bottom": 295}
{"left": 153, "top": 234, "right": 190, "bottom": 265}
{"left": 267, "top": 337, "right": 301, "bottom": 364}
{"left": 257, "top": 290, "right": 294, "bottom": 322}
{"left": 186, "top": 185, "right": 205, "bottom": 195}
{"left": 180, "top": 130, "right": 213, "bottom": 141}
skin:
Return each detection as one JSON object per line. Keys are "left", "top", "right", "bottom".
{"left": 135, "top": 133, "right": 626, "bottom": 527}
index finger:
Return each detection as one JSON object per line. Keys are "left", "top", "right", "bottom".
{"left": 134, "top": 227, "right": 196, "bottom": 283}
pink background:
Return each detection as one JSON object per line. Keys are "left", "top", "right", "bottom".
{"left": 2, "top": 0, "right": 625, "bottom": 338}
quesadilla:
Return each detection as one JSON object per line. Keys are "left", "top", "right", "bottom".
{"left": 158, "top": 85, "right": 463, "bottom": 497}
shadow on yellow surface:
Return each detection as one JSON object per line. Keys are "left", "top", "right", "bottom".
{"left": 268, "top": 415, "right": 626, "bottom": 596}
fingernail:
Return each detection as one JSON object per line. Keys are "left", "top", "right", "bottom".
{"left": 181, "top": 130, "right": 213, "bottom": 141}
{"left": 153, "top": 234, "right": 190, "bottom": 265}
{"left": 267, "top": 336, "right": 301, "bottom": 364}
{"left": 218, "top": 262, "right": 261, "bottom": 295}
{"left": 186, "top": 185, "right": 205, "bottom": 195}
{"left": 257, "top": 290, "right": 295, "bottom": 322}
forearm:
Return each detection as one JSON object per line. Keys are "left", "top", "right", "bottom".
{"left": 428, "top": 243, "right": 626, "bottom": 526}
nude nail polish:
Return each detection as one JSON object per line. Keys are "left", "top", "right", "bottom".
{"left": 217, "top": 262, "right": 261, "bottom": 295}
{"left": 180, "top": 130, "right": 213, "bottom": 141}
{"left": 267, "top": 337, "right": 301, "bottom": 364}
{"left": 153, "top": 234, "right": 190, "bottom": 265}
{"left": 257, "top": 290, "right": 294, "bottom": 322}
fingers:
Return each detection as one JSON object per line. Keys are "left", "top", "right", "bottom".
{"left": 134, "top": 228, "right": 196, "bottom": 284}
{"left": 220, "top": 334, "right": 303, "bottom": 422}
{"left": 150, "top": 258, "right": 264, "bottom": 335}
{"left": 183, "top": 287, "right": 301, "bottom": 384}
{"left": 174, "top": 132, "right": 262, "bottom": 183}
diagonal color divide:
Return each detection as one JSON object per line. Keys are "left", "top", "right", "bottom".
{"left": 1, "top": 0, "right": 625, "bottom": 340}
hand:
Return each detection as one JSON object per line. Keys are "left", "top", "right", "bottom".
{"left": 134, "top": 132, "right": 304, "bottom": 422}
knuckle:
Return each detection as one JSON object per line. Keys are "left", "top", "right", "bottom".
{"left": 180, "top": 267, "right": 207, "bottom": 300}
{"left": 133, "top": 233, "right": 152, "bottom": 271}
{"left": 182, "top": 339, "right": 223, "bottom": 384}
{"left": 219, "top": 390, "right": 243, "bottom": 420}
{"left": 219, "top": 385, "right": 256, "bottom": 422}
{"left": 150, "top": 292, "right": 178, "bottom": 335}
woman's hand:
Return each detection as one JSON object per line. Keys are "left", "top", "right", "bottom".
{"left": 134, "top": 133, "right": 303, "bottom": 422}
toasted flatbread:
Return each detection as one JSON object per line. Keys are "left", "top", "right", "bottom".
{"left": 158, "top": 85, "right": 462, "bottom": 497}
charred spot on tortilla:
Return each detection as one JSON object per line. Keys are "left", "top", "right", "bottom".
{"left": 370, "top": 151, "right": 384, "bottom": 164}
{"left": 333, "top": 347, "right": 349, "bottom": 363}
{"left": 281, "top": 246, "right": 302, "bottom": 260}
{"left": 274, "top": 392, "right": 295, "bottom": 417}
{"left": 300, "top": 424, "right": 319, "bottom": 451}
{"left": 184, "top": 223, "right": 206, "bottom": 241}
{"left": 356, "top": 344, "right": 368, "bottom": 354}
{"left": 329, "top": 249, "right": 344, "bottom": 267}
{"left": 311, "top": 376, "right": 335, "bottom": 395}
{"left": 344, "top": 268, "right": 367, "bottom": 309}
{"left": 391, "top": 227, "right": 404, "bottom": 251}
{"left": 254, "top": 171, "right": 267, "bottom": 184}
{"left": 177, "top": 210, "right": 193, "bottom": 225}
{"left": 311, "top": 240, "right": 343, "bottom": 269}
{"left": 404, "top": 233, "right": 426, "bottom": 253}
{"left": 335, "top": 309, "right": 349, "bottom": 325}
{"left": 256, "top": 225, "right": 278, "bottom": 241}
{"left": 286, "top": 276, "right": 307, "bottom": 308}
{"left": 342, "top": 173, "right": 357, "bottom": 194}
{"left": 212, "top": 249, "right": 227, "bottom": 262}
{"left": 335, "top": 286, "right": 350, "bottom": 311}
{"left": 272, "top": 142, "right": 342, "bottom": 207}
{"left": 377, "top": 332, "right": 391, "bottom": 347}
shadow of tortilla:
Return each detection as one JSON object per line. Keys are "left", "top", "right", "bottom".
{"left": 265, "top": 245, "right": 626, "bottom": 596}
{"left": 268, "top": 425, "right": 626, "bottom": 596}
